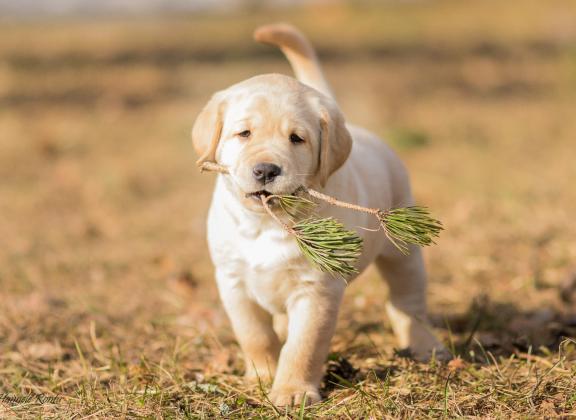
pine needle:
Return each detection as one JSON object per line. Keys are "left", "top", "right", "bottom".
{"left": 291, "top": 216, "right": 363, "bottom": 277}
{"left": 261, "top": 195, "right": 363, "bottom": 277}
{"left": 276, "top": 193, "right": 317, "bottom": 219}
{"left": 377, "top": 206, "right": 443, "bottom": 254}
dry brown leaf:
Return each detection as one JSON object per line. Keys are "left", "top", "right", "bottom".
{"left": 447, "top": 356, "right": 466, "bottom": 372}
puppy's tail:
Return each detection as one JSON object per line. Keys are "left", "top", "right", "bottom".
{"left": 254, "top": 23, "right": 334, "bottom": 99}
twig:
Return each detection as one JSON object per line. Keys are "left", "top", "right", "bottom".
{"left": 306, "top": 188, "right": 379, "bottom": 215}
{"left": 305, "top": 188, "right": 443, "bottom": 254}
{"left": 200, "top": 161, "right": 229, "bottom": 174}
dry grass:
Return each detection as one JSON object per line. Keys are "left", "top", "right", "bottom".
{"left": 1, "top": 0, "right": 576, "bottom": 417}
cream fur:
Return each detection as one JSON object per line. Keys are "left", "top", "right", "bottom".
{"left": 192, "top": 23, "right": 447, "bottom": 406}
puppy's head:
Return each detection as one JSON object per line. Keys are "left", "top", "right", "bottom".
{"left": 192, "top": 74, "right": 352, "bottom": 212}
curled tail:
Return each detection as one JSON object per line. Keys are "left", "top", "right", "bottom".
{"left": 254, "top": 23, "right": 334, "bottom": 99}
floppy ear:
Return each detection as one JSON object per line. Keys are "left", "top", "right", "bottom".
{"left": 191, "top": 91, "right": 227, "bottom": 166}
{"left": 317, "top": 98, "right": 353, "bottom": 187}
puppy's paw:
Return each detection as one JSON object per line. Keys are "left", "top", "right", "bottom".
{"left": 400, "top": 322, "right": 452, "bottom": 363}
{"left": 408, "top": 335, "right": 452, "bottom": 363}
{"left": 244, "top": 367, "right": 275, "bottom": 384}
{"left": 269, "top": 384, "right": 321, "bottom": 407}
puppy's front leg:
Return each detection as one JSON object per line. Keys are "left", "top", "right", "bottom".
{"left": 269, "top": 281, "right": 345, "bottom": 406}
{"left": 216, "top": 271, "right": 281, "bottom": 382}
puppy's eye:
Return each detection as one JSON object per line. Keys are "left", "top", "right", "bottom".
{"left": 289, "top": 133, "right": 305, "bottom": 144}
{"left": 238, "top": 130, "right": 251, "bottom": 138}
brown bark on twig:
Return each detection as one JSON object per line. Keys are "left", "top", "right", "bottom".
{"left": 305, "top": 189, "right": 380, "bottom": 216}
{"left": 200, "top": 162, "right": 229, "bottom": 174}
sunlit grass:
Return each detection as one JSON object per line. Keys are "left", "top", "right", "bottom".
{"left": 1, "top": 1, "right": 576, "bottom": 417}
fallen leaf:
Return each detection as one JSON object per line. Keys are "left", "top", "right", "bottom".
{"left": 448, "top": 356, "right": 466, "bottom": 372}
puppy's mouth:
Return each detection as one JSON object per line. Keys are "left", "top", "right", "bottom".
{"left": 245, "top": 190, "right": 273, "bottom": 204}
{"left": 245, "top": 188, "right": 302, "bottom": 205}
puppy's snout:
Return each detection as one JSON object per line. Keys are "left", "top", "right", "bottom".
{"left": 253, "top": 162, "right": 282, "bottom": 184}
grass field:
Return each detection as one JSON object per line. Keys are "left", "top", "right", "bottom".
{"left": 1, "top": 0, "right": 576, "bottom": 417}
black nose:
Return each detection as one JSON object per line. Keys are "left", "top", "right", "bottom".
{"left": 253, "top": 162, "right": 282, "bottom": 184}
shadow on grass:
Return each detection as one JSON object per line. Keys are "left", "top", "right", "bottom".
{"left": 321, "top": 273, "right": 576, "bottom": 391}
{"left": 431, "top": 293, "right": 576, "bottom": 362}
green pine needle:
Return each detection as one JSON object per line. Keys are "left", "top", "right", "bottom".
{"left": 377, "top": 206, "right": 443, "bottom": 254}
{"left": 276, "top": 193, "right": 317, "bottom": 219}
{"left": 292, "top": 217, "right": 363, "bottom": 277}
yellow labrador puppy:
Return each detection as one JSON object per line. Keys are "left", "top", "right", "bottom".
{"left": 192, "top": 23, "right": 446, "bottom": 406}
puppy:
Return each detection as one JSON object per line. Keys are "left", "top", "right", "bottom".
{"left": 192, "top": 23, "right": 446, "bottom": 406}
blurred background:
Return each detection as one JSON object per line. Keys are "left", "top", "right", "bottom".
{"left": 1, "top": 0, "right": 575, "bottom": 416}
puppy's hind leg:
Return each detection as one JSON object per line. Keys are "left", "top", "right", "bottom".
{"left": 375, "top": 248, "right": 449, "bottom": 361}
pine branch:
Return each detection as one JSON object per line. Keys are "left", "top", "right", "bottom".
{"left": 377, "top": 207, "right": 443, "bottom": 254}
{"left": 199, "top": 161, "right": 444, "bottom": 273}
{"left": 304, "top": 188, "right": 442, "bottom": 255}
{"left": 260, "top": 195, "right": 362, "bottom": 277}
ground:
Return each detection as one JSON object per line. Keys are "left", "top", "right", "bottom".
{"left": 1, "top": 0, "right": 576, "bottom": 417}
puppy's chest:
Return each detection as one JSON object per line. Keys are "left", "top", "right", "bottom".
{"left": 240, "top": 226, "right": 301, "bottom": 270}
{"left": 216, "top": 220, "right": 313, "bottom": 313}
